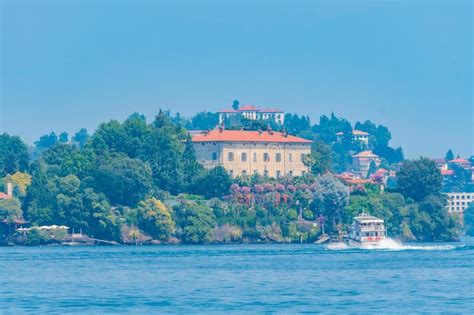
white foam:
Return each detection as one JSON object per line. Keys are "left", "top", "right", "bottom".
{"left": 325, "top": 238, "right": 457, "bottom": 251}
{"left": 326, "top": 242, "right": 349, "bottom": 250}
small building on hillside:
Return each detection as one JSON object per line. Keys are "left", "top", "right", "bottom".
{"left": 352, "top": 150, "right": 381, "bottom": 178}
{"left": 336, "top": 130, "right": 369, "bottom": 145}
{"left": 446, "top": 192, "right": 474, "bottom": 218}
{"left": 448, "top": 158, "right": 472, "bottom": 171}
{"left": 218, "top": 105, "right": 285, "bottom": 125}
{"left": 432, "top": 158, "right": 449, "bottom": 171}
{"left": 192, "top": 129, "right": 312, "bottom": 178}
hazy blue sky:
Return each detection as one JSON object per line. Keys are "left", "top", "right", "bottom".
{"left": 1, "top": 0, "right": 472, "bottom": 158}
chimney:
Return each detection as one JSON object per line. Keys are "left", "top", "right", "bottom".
{"left": 6, "top": 182, "right": 13, "bottom": 197}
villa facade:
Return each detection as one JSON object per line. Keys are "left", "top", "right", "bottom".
{"left": 446, "top": 192, "right": 474, "bottom": 217}
{"left": 192, "top": 129, "right": 312, "bottom": 178}
{"left": 336, "top": 130, "right": 370, "bottom": 145}
{"left": 218, "top": 105, "right": 285, "bottom": 125}
{"left": 352, "top": 150, "right": 381, "bottom": 178}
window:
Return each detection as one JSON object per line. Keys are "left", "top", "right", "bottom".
{"left": 253, "top": 170, "right": 258, "bottom": 175}
{"left": 229, "top": 170, "right": 234, "bottom": 177}
{"left": 228, "top": 152, "right": 234, "bottom": 161}
{"left": 302, "top": 171, "right": 306, "bottom": 175}
{"left": 301, "top": 154, "right": 306, "bottom": 162}
{"left": 242, "top": 170, "right": 247, "bottom": 176}
{"left": 276, "top": 153, "right": 281, "bottom": 162}
{"left": 263, "top": 153, "right": 270, "bottom": 162}
{"left": 276, "top": 170, "right": 281, "bottom": 178}
{"left": 212, "top": 152, "right": 217, "bottom": 161}
{"left": 264, "top": 169, "right": 269, "bottom": 177}
{"left": 462, "top": 195, "right": 465, "bottom": 199}
{"left": 289, "top": 170, "right": 293, "bottom": 176}
{"left": 241, "top": 152, "right": 247, "bottom": 162}
{"left": 253, "top": 153, "right": 257, "bottom": 162}
{"left": 289, "top": 153, "right": 293, "bottom": 162}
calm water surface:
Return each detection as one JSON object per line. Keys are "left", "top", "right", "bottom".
{"left": 1, "top": 238, "right": 474, "bottom": 313}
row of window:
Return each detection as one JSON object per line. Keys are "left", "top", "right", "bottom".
{"left": 228, "top": 169, "right": 304, "bottom": 178}
{"left": 448, "top": 207, "right": 467, "bottom": 212}
{"left": 450, "top": 201, "right": 472, "bottom": 206}
{"left": 212, "top": 152, "right": 306, "bottom": 163}
{"left": 450, "top": 195, "right": 473, "bottom": 200}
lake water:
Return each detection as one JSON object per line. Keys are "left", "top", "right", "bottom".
{"left": 1, "top": 238, "right": 474, "bottom": 313}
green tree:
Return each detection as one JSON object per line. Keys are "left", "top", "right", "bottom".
{"left": 192, "top": 166, "right": 232, "bottom": 198}
{"left": 92, "top": 155, "right": 153, "bottom": 207}
{"left": 0, "top": 133, "right": 30, "bottom": 176}
{"left": 417, "top": 195, "right": 457, "bottom": 241}
{"left": 35, "top": 132, "right": 58, "bottom": 150}
{"left": 367, "top": 161, "right": 378, "bottom": 178}
{"left": 445, "top": 149, "right": 454, "bottom": 161}
{"left": 308, "top": 140, "right": 332, "bottom": 175}
{"left": 58, "top": 132, "right": 69, "bottom": 143}
{"left": 191, "top": 112, "right": 219, "bottom": 130}
{"left": 135, "top": 198, "right": 175, "bottom": 241}
{"left": 397, "top": 158, "right": 442, "bottom": 202}
{"left": 174, "top": 201, "right": 216, "bottom": 244}
{"left": 72, "top": 128, "right": 90, "bottom": 149}
{"left": 464, "top": 203, "right": 474, "bottom": 236}
{"left": 0, "top": 197, "right": 22, "bottom": 221}
{"left": 310, "top": 174, "right": 350, "bottom": 231}
{"left": 232, "top": 99, "right": 240, "bottom": 110}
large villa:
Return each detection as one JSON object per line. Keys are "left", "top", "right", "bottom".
{"left": 191, "top": 129, "right": 312, "bottom": 178}
{"left": 218, "top": 105, "right": 285, "bottom": 125}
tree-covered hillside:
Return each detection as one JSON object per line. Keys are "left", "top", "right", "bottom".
{"left": 0, "top": 110, "right": 462, "bottom": 245}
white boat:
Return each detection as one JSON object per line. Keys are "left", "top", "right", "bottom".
{"left": 348, "top": 213, "right": 386, "bottom": 246}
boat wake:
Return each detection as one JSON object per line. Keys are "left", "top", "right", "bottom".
{"left": 326, "top": 238, "right": 458, "bottom": 251}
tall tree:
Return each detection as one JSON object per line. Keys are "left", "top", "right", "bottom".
{"left": 135, "top": 198, "right": 175, "bottom": 241}
{"left": 35, "top": 132, "right": 58, "bottom": 150}
{"left": 464, "top": 203, "right": 474, "bottom": 236}
{"left": 445, "top": 149, "right": 454, "bottom": 161}
{"left": 191, "top": 111, "right": 219, "bottom": 130}
{"left": 232, "top": 99, "right": 240, "bottom": 110}
{"left": 91, "top": 155, "right": 153, "bottom": 207}
{"left": 174, "top": 201, "right": 216, "bottom": 244}
{"left": 397, "top": 158, "right": 442, "bottom": 202}
{"left": 72, "top": 128, "right": 90, "bottom": 149}
{"left": 307, "top": 140, "right": 332, "bottom": 175}
{"left": 310, "top": 174, "right": 350, "bottom": 231}
{"left": 0, "top": 133, "right": 30, "bottom": 176}
{"left": 58, "top": 132, "right": 69, "bottom": 144}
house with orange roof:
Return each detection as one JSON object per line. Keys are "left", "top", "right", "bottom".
{"left": 352, "top": 150, "right": 381, "bottom": 178}
{"left": 448, "top": 158, "right": 471, "bottom": 171}
{"left": 336, "top": 130, "right": 369, "bottom": 145}
{"left": 192, "top": 129, "right": 312, "bottom": 178}
{"left": 218, "top": 104, "right": 285, "bottom": 125}
{"left": 0, "top": 182, "right": 13, "bottom": 200}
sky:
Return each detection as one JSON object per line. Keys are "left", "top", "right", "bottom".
{"left": 0, "top": 0, "right": 472, "bottom": 158}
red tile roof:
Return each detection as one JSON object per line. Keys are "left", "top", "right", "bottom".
{"left": 218, "top": 109, "right": 238, "bottom": 113}
{"left": 352, "top": 130, "right": 369, "bottom": 136}
{"left": 0, "top": 192, "right": 11, "bottom": 199}
{"left": 352, "top": 150, "right": 379, "bottom": 158}
{"left": 192, "top": 130, "right": 312, "bottom": 143}
{"left": 441, "top": 169, "right": 454, "bottom": 176}
{"left": 449, "top": 158, "right": 470, "bottom": 164}
{"left": 237, "top": 105, "right": 260, "bottom": 111}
